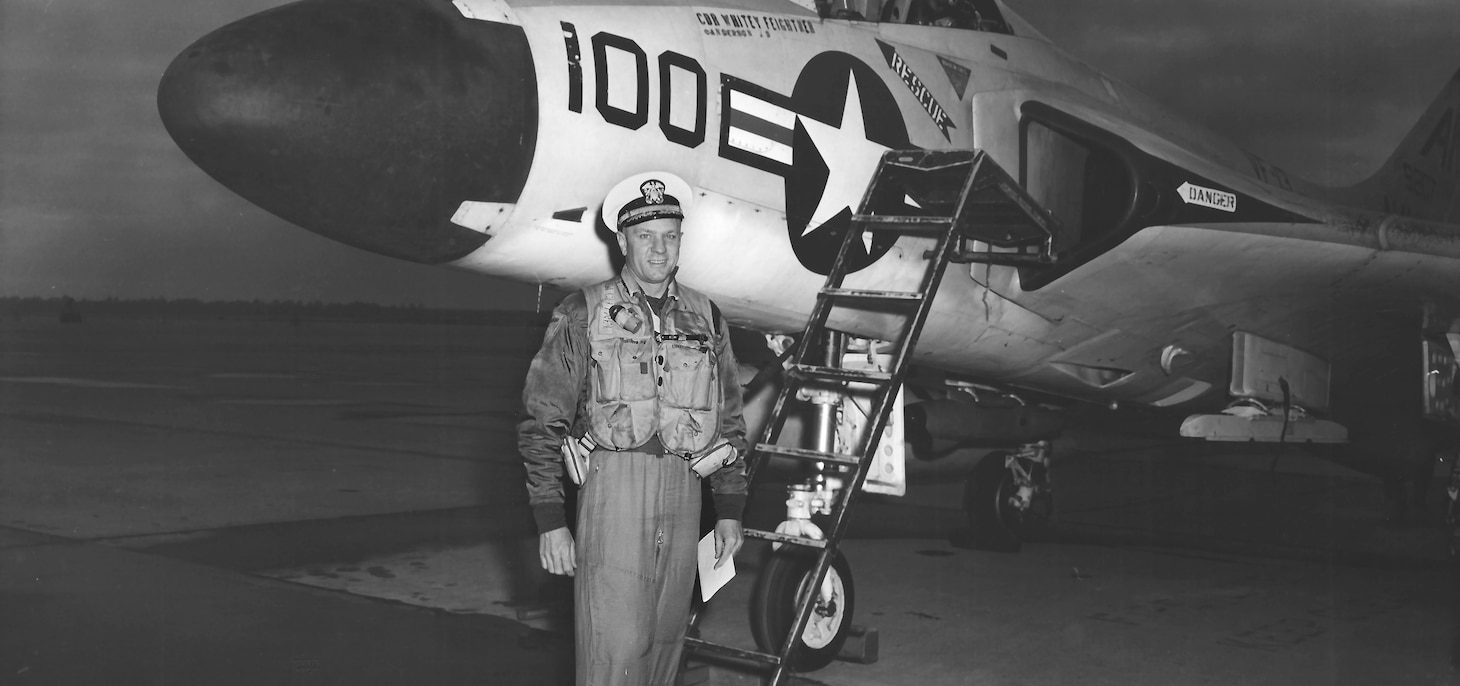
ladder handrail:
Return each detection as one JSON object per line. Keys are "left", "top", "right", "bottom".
{"left": 765, "top": 152, "right": 975, "bottom": 685}
{"left": 689, "top": 148, "right": 1056, "bottom": 686}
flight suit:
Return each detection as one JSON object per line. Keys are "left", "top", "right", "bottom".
{"left": 519, "top": 273, "right": 747, "bottom": 686}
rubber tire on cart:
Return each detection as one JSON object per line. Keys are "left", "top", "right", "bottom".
{"left": 749, "top": 548, "right": 855, "bottom": 672}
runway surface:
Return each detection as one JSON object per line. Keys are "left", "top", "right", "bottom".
{"left": 2, "top": 317, "right": 1457, "bottom": 685}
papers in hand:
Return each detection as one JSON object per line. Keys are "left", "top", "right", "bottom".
{"left": 697, "top": 532, "right": 735, "bottom": 602}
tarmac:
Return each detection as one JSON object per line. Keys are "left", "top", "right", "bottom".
{"left": 2, "top": 316, "right": 1459, "bottom": 685}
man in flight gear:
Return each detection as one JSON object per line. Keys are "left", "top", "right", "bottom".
{"left": 518, "top": 171, "right": 748, "bottom": 686}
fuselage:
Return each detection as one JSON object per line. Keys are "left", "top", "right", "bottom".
{"left": 156, "top": 0, "right": 1460, "bottom": 414}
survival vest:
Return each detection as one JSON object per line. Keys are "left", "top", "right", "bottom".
{"left": 583, "top": 277, "right": 722, "bottom": 455}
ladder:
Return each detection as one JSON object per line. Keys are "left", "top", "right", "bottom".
{"left": 684, "top": 149, "right": 1056, "bottom": 684}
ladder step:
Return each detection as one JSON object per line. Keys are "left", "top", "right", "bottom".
{"left": 961, "top": 204, "right": 1035, "bottom": 224}
{"left": 962, "top": 223, "right": 1049, "bottom": 245}
{"left": 754, "top": 443, "right": 863, "bottom": 468}
{"left": 850, "top": 214, "right": 953, "bottom": 234}
{"left": 819, "top": 287, "right": 923, "bottom": 305}
{"left": 882, "top": 149, "right": 980, "bottom": 172}
{"left": 745, "top": 528, "right": 829, "bottom": 549}
{"left": 790, "top": 364, "right": 894, "bottom": 385}
{"left": 948, "top": 250, "right": 1055, "bottom": 267}
{"left": 683, "top": 637, "right": 783, "bottom": 665}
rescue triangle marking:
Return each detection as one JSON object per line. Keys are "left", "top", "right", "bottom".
{"left": 937, "top": 56, "right": 971, "bottom": 100}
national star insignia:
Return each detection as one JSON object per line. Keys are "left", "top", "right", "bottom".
{"left": 796, "top": 76, "right": 892, "bottom": 253}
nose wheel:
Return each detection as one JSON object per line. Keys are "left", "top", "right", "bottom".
{"left": 749, "top": 549, "right": 855, "bottom": 672}
{"left": 964, "top": 443, "right": 1053, "bottom": 553}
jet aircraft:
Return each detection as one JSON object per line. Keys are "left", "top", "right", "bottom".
{"left": 156, "top": 0, "right": 1460, "bottom": 674}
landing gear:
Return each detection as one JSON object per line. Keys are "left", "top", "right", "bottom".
{"left": 749, "top": 549, "right": 855, "bottom": 672}
{"left": 964, "top": 441, "right": 1053, "bottom": 552}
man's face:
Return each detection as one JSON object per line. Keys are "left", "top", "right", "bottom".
{"left": 616, "top": 217, "right": 682, "bottom": 287}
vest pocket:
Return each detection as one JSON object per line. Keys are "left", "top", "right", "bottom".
{"left": 606, "top": 402, "right": 637, "bottom": 447}
{"left": 593, "top": 337, "right": 655, "bottom": 402}
{"left": 663, "top": 409, "right": 713, "bottom": 452}
{"left": 663, "top": 342, "right": 715, "bottom": 410}
{"left": 591, "top": 346, "right": 619, "bottom": 402}
{"left": 615, "top": 338, "right": 656, "bottom": 401}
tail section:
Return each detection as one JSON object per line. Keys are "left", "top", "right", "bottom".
{"left": 1348, "top": 68, "right": 1460, "bottom": 222}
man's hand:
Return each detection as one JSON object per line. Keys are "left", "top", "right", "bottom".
{"left": 713, "top": 518, "right": 743, "bottom": 570}
{"left": 539, "top": 527, "right": 576, "bottom": 576}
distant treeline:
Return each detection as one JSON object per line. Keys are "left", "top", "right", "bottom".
{"left": 0, "top": 296, "right": 552, "bottom": 326}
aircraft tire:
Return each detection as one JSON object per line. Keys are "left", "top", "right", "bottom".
{"left": 749, "top": 548, "right": 854, "bottom": 672}
{"left": 963, "top": 451, "right": 1051, "bottom": 553}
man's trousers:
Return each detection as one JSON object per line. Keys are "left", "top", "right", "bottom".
{"left": 575, "top": 449, "right": 700, "bottom": 686}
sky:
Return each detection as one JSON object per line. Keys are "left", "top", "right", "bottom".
{"left": 1, "top": 0, "right": 1457, "bottom": 309}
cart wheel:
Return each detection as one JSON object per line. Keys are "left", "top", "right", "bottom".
{"left": 749, "top": 549, "right": 855, "bottom": 672}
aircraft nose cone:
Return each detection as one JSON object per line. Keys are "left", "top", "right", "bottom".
{"left": 157, "top": 0, "right": 536, "bottom": 264}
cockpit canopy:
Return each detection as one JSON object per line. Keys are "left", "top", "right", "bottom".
{"left": 821, "top": 0, "right": 1013, "bottom": 33}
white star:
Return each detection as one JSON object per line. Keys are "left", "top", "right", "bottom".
{"left": 796, "top": 76, "right": 892, "bottom": 243}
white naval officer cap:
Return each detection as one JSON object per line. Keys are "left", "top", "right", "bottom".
{"left": 603, "top": 171, "right": 694, "bottom": 232}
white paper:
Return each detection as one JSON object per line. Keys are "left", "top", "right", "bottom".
{"left": 697, "top": 532, "right": 735, "bottom": 602}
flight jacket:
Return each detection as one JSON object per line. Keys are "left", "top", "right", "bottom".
{"left": 519, "top": 273, "right": 749, "bottom": 534}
